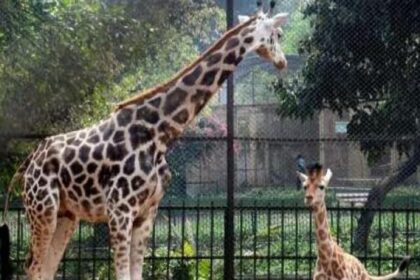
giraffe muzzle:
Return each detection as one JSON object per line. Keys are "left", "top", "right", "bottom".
{"left": 305, "top": 196, "right": 313, "bottom": 205}
{"left": 274, "top": 58, "right": 287, "bottom": 70}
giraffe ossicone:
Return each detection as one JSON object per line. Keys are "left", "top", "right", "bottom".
{"left": 299, "top": 163, "right": 411, "bottom": 280}
{"left": 1, "top": 8, "right": 289, "bottom": 280}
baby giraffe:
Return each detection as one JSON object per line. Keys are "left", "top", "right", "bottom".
{"left": 297, "top": 163, "right": 410, "bottom": 280}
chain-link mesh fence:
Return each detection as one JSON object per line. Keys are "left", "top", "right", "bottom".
{"left": 0, "top": 0, "right": 419, "bottom": 279}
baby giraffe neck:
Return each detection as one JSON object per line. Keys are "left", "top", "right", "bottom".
{"left": 312, "top": 203, "right": 333, "bottom": 259}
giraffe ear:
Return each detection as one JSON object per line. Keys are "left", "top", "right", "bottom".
{"left": 272, "top": 13, "right": 288, "bottom": 27}
{"left": 238, "top": 15, "right": 250, "bottom": 24}
{"left": 296, "top": 171, "right": 308, "bottom": 183}
{"left": 324, "top": 169, "right": 333, "bottom": 185}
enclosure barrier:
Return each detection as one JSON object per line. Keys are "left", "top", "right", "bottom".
{"left": 3, "top": 203, "right": 418, "bottom": 280}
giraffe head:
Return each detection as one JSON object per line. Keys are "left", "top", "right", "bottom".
{"left": 297, "top": 163, "right": 333, "bottom": 208}
{"left": 238, "top": 11, "right": 288, "bottom": 70}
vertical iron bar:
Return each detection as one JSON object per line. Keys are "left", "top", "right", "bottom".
{"left": 166, "top": 207, "right": 172, "bottom": 280}
{"left": 239, "top": 207, "right": 244, "bottom": 279}
{"left": 224, "top": 0, "right": 235, "bottom": 279}
{"left": 210, "top": 202, "right": 215, "bottom": 280}
{"left": 412, "top": 208, "right": 416, "bottom": 278}
{"left": 181, "top": 201, "right": 186, "bottom": 266}
{"left": 253, "top": 201, "right": 257, "bottom": 279}
{"left": 21, "top": 209, "right": 25, "bottom": 279}
{"left": 378, "top": 208, "right": 382, "bottom": 275}
{"left": 244, "top": 140, "right": 248, "bottom": 184}
{"left": 330, "top": 207, "right": 334, "bottom": 232}
{"left": 350, "top": 204, "right": 354, "bottom": 254}
{"left": 93, "top": 225, "right": 97, "bottom": 280}
{"left": 392, "top": 205, "right": 396, "bottom": 269}
{"left": 309, "top": 207, "right": 313, "bottom": 278}
{"left": 281, "top": 205, "right": 285, "bottom": 279}
{"left": 195, "top": 201, "right": 200, "bottom": 279}
{"left": 295, "top": 204, "right": 298, "bottom": 279}
{"left": 151, "top": 214, "right": 157, "bottom": 278}
{"left": 337, "top": 201, "right": 340, "bottom": 245}
{"left": 108, "top": 234, "right": 112, "bottom": 280}
{"left": 78, "top": 223, "right": 82, "bottom": 280}
{"left": 267, "top": 206, "right": 271, "bottom": 279}
{"left": 363, "top": 210, "right": 368, "bottom": 266}
{"left": 17, "top": 207, "right": 21, "bottom": 276}
{"left": 405, "top": 209, "right": 409, "bottom": 278}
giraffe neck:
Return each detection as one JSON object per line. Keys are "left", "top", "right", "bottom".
{"left": 117, "top": 20, "right": 259, "bottom": 150}
{"left": 312, "top": 202, "right": 334, "bottom": 259}
{"left": 160, "top": 35, "right": 248, "bottom": 126}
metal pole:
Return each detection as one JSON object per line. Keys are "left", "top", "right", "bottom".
{"left": 224, "top": 0, "right": 235, "bottom": 279}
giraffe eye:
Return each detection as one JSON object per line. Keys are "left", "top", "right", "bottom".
{"left": 277, "top": 33, "right": 282, "bottom": 40}
{"left": 319, "top": 185, "right": 325, "bottom": 190}
{"left": 303, "top": 185, "right": 308, "bottom": 190}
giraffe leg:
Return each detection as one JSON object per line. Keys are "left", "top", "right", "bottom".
{"left": 108, "top": 209, "right": 134, "bottom": 280}
{"left": 25, "top": 212, "right": 57, "bottom": 280}
{"left": 130, "top": 206, "right": 158, "bottom": 280}
{"left": 43, "top": 215, "right": 79, "bottom": 280}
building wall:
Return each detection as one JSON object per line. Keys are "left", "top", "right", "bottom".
{"left": 183, "top": 105, "right": 418, "bottom": 196}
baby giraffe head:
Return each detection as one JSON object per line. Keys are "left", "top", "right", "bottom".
{"left": 297, "top": 163, "right": 333, "bottom": 208}
{"left": 238, "top": 3, "right": 288, "bottom": 70}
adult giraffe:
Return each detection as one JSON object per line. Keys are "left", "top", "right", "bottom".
{"left": 0, "top": 6, "right": 289, "bottom": 280}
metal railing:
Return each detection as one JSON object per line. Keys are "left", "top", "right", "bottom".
{"left": 3, "top": 203, "right": 419, "bottom": 279}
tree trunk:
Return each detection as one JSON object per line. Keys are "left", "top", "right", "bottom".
{"left": 353, "top": 147, "right": 420, "bottom": 252}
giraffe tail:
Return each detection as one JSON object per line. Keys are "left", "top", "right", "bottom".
{"left": 1, "top": 151, "right": 34, "bottom": 280}
{"left": 369, "top": 256, "right": 411, "bottom": 280}
{"left": 2, "top": 151, "right": 33, "bottom": 224}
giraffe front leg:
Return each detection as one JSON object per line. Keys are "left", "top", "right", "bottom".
{"left": 130, "top": 205, "right": 159, "bottom": 280}
{"left": 108, "top": 208, "right": 134, "bottom": 280}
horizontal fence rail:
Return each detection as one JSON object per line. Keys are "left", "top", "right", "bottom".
{"left": 2, "top": 204, "right": 419, "bottom": 280}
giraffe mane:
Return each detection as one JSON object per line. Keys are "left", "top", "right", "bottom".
{"left": 114, "top": 16, "right": 257, "bottom": 111}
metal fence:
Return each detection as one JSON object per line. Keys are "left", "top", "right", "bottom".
{"left": 1, "top": 0, "right": 420, "bottom": 279}
{"left": 4, "top": 204, "right": 419, "bottom": 279}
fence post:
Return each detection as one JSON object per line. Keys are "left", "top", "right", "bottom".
{"left": 224, "top": 0, "right": 235, "bottom": 279}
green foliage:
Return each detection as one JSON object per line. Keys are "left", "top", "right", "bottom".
{"left": 1, "top": 1, "right": 135, "bottom": 132}
{"left": 0, "top": 0, "right": 225, "bottom": 133}
{"left": 0, "top": 0, "right": 225, "bottom": 191}
{"left": 0, "top": 1, "right": 51, "bottom": 49}
{"left": 274, "top": 0, "right": 420, "bottom": 163}
{"left": 0, "top": 156, "right": 18, "bottom": 193}
{"left": 142, "top": 217, "right": 213, "bottom": 279}
{"left": 171, "top": 240, "right": 211, "bottom": 280}
{"left": 282, "top": 10, "right": 311, "bottom": 54}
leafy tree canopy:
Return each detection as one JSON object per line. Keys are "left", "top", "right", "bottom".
{"left": 0, "top": 0, "right": 224, "bottom": 134}
{"left": 275, "top": 0, "right": 420, "bottom": 163}
{"left": 0, "top": 0, "right": 224, "bottom": 190}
